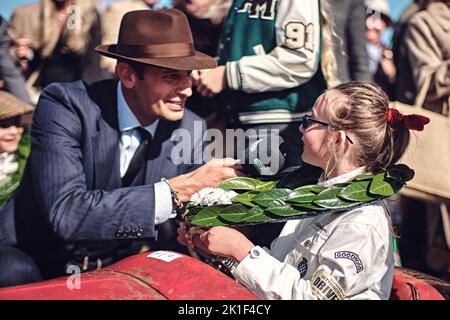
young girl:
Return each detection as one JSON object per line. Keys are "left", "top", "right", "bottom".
{"left": 177, "top": 81, "right": 429, "bottom": 300}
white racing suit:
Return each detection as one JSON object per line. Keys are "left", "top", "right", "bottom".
{"left": 232, "top": 168, "right": 395, "bottom": 300}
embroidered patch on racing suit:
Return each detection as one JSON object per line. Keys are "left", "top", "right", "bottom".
{"left": 311, "top": 269, "right": 345, "bottom": 300}
{"left": 334, "top": 251, "right": 364, "bottom": 273}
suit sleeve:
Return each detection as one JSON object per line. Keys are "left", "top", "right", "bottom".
{"left": 226, "top": 0, "right": 321, "bottom": 93}
{"left": 30, "top": 84, "right": 157, "bottom": 242}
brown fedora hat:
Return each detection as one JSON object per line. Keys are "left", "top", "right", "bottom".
{"left": 95, "top": 9, "right": 217, "bottom": 70}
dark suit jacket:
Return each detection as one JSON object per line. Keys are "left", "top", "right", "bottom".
{"left": 329, "top": 0, "right": 372, "bottom": 83}
{"left": 8, "top": 79, "right": 206, "bottom": 278}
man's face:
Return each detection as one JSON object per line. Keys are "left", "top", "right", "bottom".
{"left": 365, "top": 15, "right": 387, "bottom": 44}
{"left": 130, "top": 65, "right": 193, "bottom": 125}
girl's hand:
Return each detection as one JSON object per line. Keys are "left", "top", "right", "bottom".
{"left": 176, "top": 222, "right": 194, "bottom": 247}
{"left": 198, "top": 226, "right": 255, "bottom": 262}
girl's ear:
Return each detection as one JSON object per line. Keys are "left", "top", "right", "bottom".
{"left": 335, "top": 130, "right": 347, "bottom": 150}
{"left": 116, "top": 62, "right": 137, "bottom": 89}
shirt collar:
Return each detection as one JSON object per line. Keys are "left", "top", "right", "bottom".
{"left": 117, "top": 81, "right": 159, "bottom": 136}
{"left": 318, "top": 167, "right": 367, "bottom": 187}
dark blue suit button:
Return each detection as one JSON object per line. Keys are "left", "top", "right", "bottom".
{"left": 115, "top": 230, "right": 123, "bottom": 238}
{"left": 136, "top": 228, "right": 144, "bottom": 237}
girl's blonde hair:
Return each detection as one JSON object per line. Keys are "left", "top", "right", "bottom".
{"left": 326, "top": 81, "right": 411, "bottom": 172}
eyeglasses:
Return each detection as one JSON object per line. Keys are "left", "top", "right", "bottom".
{"left": 0, "top": 116, "right": 24, "bottom": 129}
{"left": 300, "top": 115, "right": 354, "bottom": 144}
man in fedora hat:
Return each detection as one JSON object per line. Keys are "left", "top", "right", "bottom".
{"left": 5, "top": 9, "right": 243, "bottom": 280}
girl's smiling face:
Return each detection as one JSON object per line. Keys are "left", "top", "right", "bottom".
{"left": 299, "top": 93, "right": 333, "bottom": 170}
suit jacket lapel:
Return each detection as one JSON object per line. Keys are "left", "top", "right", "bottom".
{"left": 87, "top": 80, "right": 122, "bottom": 189}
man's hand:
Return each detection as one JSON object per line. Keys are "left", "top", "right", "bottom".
{"left": 168, "top": 158, "right": 245, "bottom": 203}
{"left": 195, "top": 66, "right": 227, "bottom": 98}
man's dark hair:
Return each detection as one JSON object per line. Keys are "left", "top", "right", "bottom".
{"left": 117, "top": 59, "right": 146, "bottom": 80}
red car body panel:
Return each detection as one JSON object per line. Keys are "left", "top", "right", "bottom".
{"left": 0, "top": 252, "right": 258, "bottom": 300}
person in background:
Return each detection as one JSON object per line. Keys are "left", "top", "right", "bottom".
{"left": 0, "top": 16, "right": 31, "bottom": 104}
{"left": 400, "top": 0, "right": 450, "bottom": 280}
{"left": 193, "top": 0, "right": 337, "bottom": 165}
{"left": 327, "top": 0, "right": 372, "bottom": 84}
{"left": 391, "top": 0, "right": 421, "bottom": 104}
{"left": 404, "top": 0, "right": 449, "bottom": 114}
{"left": 178, "top": 81, "right": 430, "bottom": 300}
{"left": 173, "top": 0, "right": 232, "bottom": 57}
{"left": 191, "top": 0, "right": 337, "bottom": 247}
{"left": 0, "top": 91, "right": 39, "bottom": 288}
{"left": 7, "top": 0, "right": 103, "bottom": 104}
{"left": 365, "top": 0, "right": 396, "bottom": 99}
{"left": 173, "top": 0, "right": 232, "bottom": 123}
{"left": 100, "top": 0, "right": 163, "bottom": 75}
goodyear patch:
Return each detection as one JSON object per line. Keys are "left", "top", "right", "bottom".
{"left": 334, "top": 251, "right": 364, "bottom": 273}
{"left": 311, "top": 269, "right": 345, "bottom": 300}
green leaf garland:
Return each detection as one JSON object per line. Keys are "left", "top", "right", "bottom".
{"left": 184, "top": 164, "right": 415, "bottom": 227}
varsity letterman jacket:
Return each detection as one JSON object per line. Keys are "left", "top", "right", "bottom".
{"left": 218, "top": 0, "right": 327, "bottom": 125}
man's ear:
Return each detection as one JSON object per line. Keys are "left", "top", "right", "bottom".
{"left": 116, "top": 62, "right": 137, "bottom": 89}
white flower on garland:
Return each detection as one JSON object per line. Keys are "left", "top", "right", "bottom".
{"left": 190, "top": 188, "right": 238, "bottom": 206}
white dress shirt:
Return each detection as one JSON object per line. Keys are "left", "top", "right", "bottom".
{"left": 117, "top": 82, "right": 174, "bottom": 226}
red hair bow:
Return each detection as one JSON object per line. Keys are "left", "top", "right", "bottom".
{"left": 387, "top": 108, "right": 430, "bottom": 131}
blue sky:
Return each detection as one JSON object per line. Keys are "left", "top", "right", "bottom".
{"left": 1, "top": 0, "right": 411, "bottom": 45}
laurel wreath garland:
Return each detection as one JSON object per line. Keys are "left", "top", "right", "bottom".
{"left": 183, "top": 164, "right": 415, "bottom": 227}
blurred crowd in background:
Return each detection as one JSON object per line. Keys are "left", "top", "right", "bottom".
{"left": 0, "top": 0, "right": 448, "bottom": 282}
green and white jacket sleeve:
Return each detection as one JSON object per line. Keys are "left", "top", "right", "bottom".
{"left": 226, "top": 0, "right": 322, "bottom": 93}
